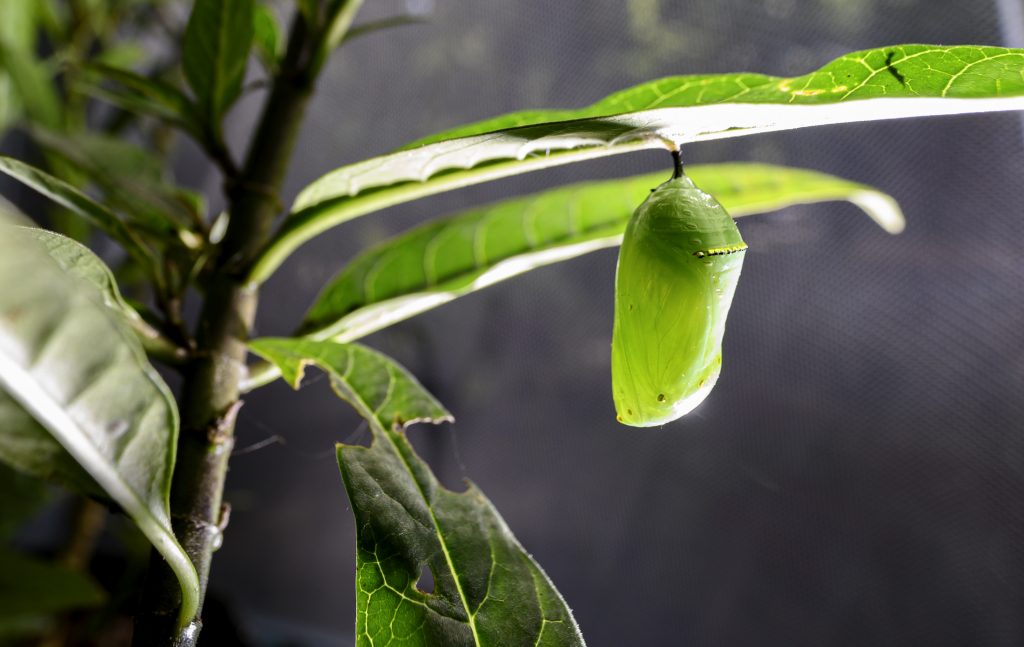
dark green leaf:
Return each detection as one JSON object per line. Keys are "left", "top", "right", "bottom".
{"left": 296, "top": 0, "right": 319, "bottom": 27}
{"left": 250, "top": 44, "right": 1024, "bottom": 284}
{"left": 341, "top": 432, "right": 585, "bottom": 646}
{"left": 0, "top": 546, "right": 105, "bottom": 630}
{"left": 0, "top": 462, "right": 48, "bottom": 538}
{"left": 29, "top": 128, "right": 200, "bottom": 231}
{"left": 183, "top": 0, "right": 255, "bottom": 131}
{"left": 0, "top": 155, "right": 155, "bottom": 267}
{"left": 0, "top": 226, "right": 198, "bottom": 627}
{"left": 247, "top": 337, "right": 585, "bottom": 646}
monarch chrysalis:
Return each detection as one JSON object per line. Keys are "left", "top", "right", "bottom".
{"left": 611, "top": 156, "right": 747, "bottom": 427}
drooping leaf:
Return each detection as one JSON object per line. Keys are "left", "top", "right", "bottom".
{"left": 298, "top": 164, "right": 901, "bottom": 343}
{"left": 247, "top": 337, "right": 585, "bottom": 646}
{"left": 0, "top": 227, "right": 198, "bottom": 628}
{"left": 253, "top": 3, "right": 283, "bottom": 72}
{"left": 182, "top": 0, "right": 255, "bottom": 132}
{"left": 249, "top": 44, "right": 1024, "bottom": 284}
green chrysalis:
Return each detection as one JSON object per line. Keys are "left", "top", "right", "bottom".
{"left": 611, "top": 156, "right": 747, "bottom": 427}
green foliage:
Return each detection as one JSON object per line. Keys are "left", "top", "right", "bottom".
{"left": 249, "top": 45, "right": 1024, "bottom": 283}
{"left": 0, "top": 43, "right": 62, "bottom": 130}
{"left": 295, "top": 164, "right": 901, "bottom": 345}
{"left": 182, "top": 0, "right": 255, "bottom": 134}
{"left": 0, "top": 0, "right": 1021, "bottom": 642}
{"left": 410, "top": 45, "right": 1024, "bottom": 145}
{"left": 0, "top": 155, "right": 154, "bottom": 267}
{"left": 249, "top": 338, "right": 585, "bottom": 646}
{"left": 252, "top": 3, "right": 284, "bottom": 72}
{"left": 0, "top": 227, "right": 198, "bottom": 628}
{"left": 77, "top": 62, "right": 205, "bottom": 143}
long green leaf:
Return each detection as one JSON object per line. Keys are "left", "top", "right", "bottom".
{"left": 182, "top": 0, "right": 254, "bottom": 131}
{"left": 0, "top": 227, "right": 198, "bottom": 628}
{"left": 310, "top": 0, "right": 365, "bottom": 74}
{"left": 249, "top": 44, "right": 1024, "bottom": 284}
{"left": 243, "top": 163, "right": 900, "bottom": 391}
{"left": 79, "top": 62, "right": 203, "bottom": 139}
{"left": 248, "top": 338, "right": 585, "bottom": 646}
{"left": 0, "top": 0, "right": 44, "bottom": 133}
{"left": 302, "top": 163, "right": 900, "bottom": 341}
{"left": 29, "top": 128, "right": 201, "bottom": 231}
{"left": 0, "top": 155, "right": 154, "bottom": 268}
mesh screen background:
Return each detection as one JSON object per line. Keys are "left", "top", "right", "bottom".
{"left": 204, "top": 1, "right": 1024, "bottom": 644}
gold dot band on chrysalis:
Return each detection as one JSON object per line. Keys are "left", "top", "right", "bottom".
{"left": 693, "top": 242, "right": 748, "bottom": 258}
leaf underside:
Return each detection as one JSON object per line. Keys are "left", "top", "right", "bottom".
{"left": 250, "top": 44, "right": 1024, "bottom": 282}
{"left": 0, "top": 226, "right": 198, "bottom": 627}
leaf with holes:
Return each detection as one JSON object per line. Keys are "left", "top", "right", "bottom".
{"left": 250, "top": 44, "right": 1024, "bottom": 282}
{"left": 247, "top": 337, "right": 585, "bottom": 646}
{"left": 247, "top": 338, "right": 453, "bottom": 428}
{"left": 0, "top": 226, "right": 198, "bottom": 628}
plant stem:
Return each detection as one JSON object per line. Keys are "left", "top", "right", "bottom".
{"left": 132, "top": 16, "right": 314, "bottom": 647}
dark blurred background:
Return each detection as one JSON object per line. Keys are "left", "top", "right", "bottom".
{"left": 11, "top": 0, "right": 1024, "bottom": 645}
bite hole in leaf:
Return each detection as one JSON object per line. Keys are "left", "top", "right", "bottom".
{"left": 416, "top": 564, "right": 435, "bottom": 594}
